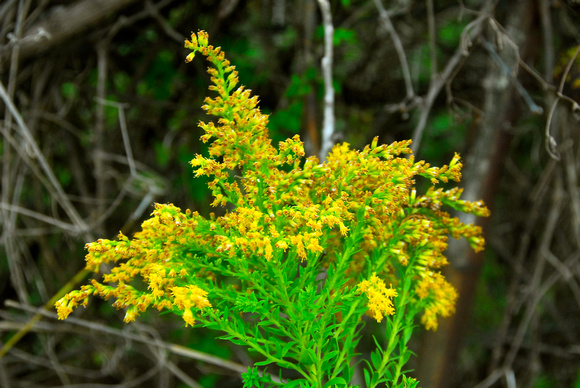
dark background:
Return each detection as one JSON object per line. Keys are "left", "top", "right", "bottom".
{"left": 1, "top": 0, "right": 580, "bottom": 387}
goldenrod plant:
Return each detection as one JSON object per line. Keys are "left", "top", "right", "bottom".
{"left": 56, "top": 31, "right": 489, "bottom": 388}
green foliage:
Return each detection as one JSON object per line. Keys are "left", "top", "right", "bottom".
{"left": 316, "top": 26, "right": 358, "bottom": 46}
{"left": 420, "top": 111, "right": 468, "bottom": 162}
{"left": 437, "top": 20, "right": 469, "bottom": 48}
{"left": 268, "top": 70, "right": 317, "bottom": 137}
{"left": 61, "top": 82, "right": 78, "bottom": 99}
{"left": 534, "top": 374, "right": 558, "bottom": 388}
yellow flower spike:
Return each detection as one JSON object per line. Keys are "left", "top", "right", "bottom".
{"left": 358, "top": 273, "right": 398, "bottom": 323}
{"left": 183, "top": 308, "right": 196, "bottom": 327}
{"left": 124, "top": 305, "right": 139, "bottom": 323}
{"left": 415, "top": 272, "right": 458, "bottom": 330}
{"left": 185, "top": 32, "right": 198, "bottom": 48}
{"left": 264, "top": 241, "right": 274, "bottom": 261}
{"left": 275, "top": 240, "right": 289, "bottom": 251}
{"left": 338, "top": 223, "right": 349, "bottom": 236}
{"left": 421, "top": 308, "right": 438, "bottom": 331}
{"left": 197, "top": 30, "right": 209, "bottom": 47}
{"left": 55, "top": 297, "right": 73, "bottom": 320}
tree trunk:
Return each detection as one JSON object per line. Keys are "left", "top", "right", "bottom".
{"left": 416, "top": 1, "right": 538, "bottom": 386}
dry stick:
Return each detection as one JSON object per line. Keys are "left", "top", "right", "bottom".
{"left": 373, "top": 0, "right": 414, "bottom": 101}
{"left": 90, "top": 98, "right": 163, "bottom": 231}
{"left": 0, "top": 124, "right": 80, "bottom": 230}
{"left": 538, "top": 0, "right": 554, "bottom": 83}
{"left": 165, "top": 361, "right": 203, "bottom": 388}
{"left": 4, "top": 167, "right": 29, "bottom": 305}
{"left": 0, "top": 74, "right": 92, "bottom": 358}
{"left": 0, "top": 0, "right": 17, "bottom": 21}
{"left": 0, "top": 0, "right": 140, "bottom": 62}
{"left": 3, "top": 301, "right": 258, "bottom": 377}
{"left": 544, "top": 45, "right": 580, "bottom": 161}
{"left": 502, "top": 173, "right": 564, "bottom": 370}
{"left": 0, "top": 268, "right": 90, "bottom": 358}
{"left": 133, "top": 323, "right": 177, "bottom": 387}
{"left": 317, "top": 0, "right": 335, "bottom": 161}
{"left": 482, "top": 40, "right": 543, "bottom": 115}
{"left": 563, "top": 142, "right": 580, "bottom": 244}
{"left": 94, "top": 42, "right": 108, "bottom": 226}
{"left": 545, "top": 251, "right": 580, "bottom": 307}
{"left": 426, "top": 0, "right": 437, "bottom": 79}
{"left": 4, "top": 344, "right": 109, "bottom": 381}
{"left": 0, "top": 80, "right": 91, "bottom": 237}
{"left": 518, "top": 59, "right": 580, "bottom": 110}
{"left": 0, "top": 0, "right": 173, "bottom": 368}
{"left": 102, "top": 0, "right": 174, "bottom": 42}
{"left": 474, "top": 368, "right": 516, "bottom": 388}
{"left": 479, "top": 176, "right": 565, "bottom": 386}
{"left": 43, "top": 332, "right": 71, "bottom": 386}
{"left": 1, "top": 0, "right": 32, "bottom": 308}
{"left": 133, "top": 323, "right": 204, "bottom": 388}
{"left": 145, "top": 0, "right": 183, "bottom": 43}
{"left": 0, "top": 203, "right": 76, "bottom": 232}
{"left": 489, "top": 159, "right": 557, "bottom": 372}
{"left": 94, "top": 98, "right": 136, "bottom": 176}
{"left": 411, "top": 12, "right": 488, "bottom": 154}
{"left": 493, "top": 252, "right": 580, "bottom": 382}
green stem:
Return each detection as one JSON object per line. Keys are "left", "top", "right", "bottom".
{"left": 330, "top": 298, "right": 362, "bottom": 380}
{"left": 370, "top": 273, "right": 413, "bottom": 388}
{"left": 310, "top": 231, "right": 360, "bottom": 385}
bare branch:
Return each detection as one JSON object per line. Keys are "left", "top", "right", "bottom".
{"left": 411, "top": 12, "right": 489, "bottom": 154}
{"left": 0, "top": 0, "right": 140, "bottom": 61}
{"left": 373, "top": 0, "right": 414, "bottom": 100}
{"left": 0, "top": 80, "right": 92, "bottom": 238}
{"left": 482, "top": 40, "right": 543, "bottom": 115}
{"left": 3, "top": 300, "right": 284, "bottom": 383}
{"left": 145, "top": 0, "right": 184, "bottom": 43}
{"left": 544, "top": 45, "right": 580, "bottom": 161}
{"left": 426, "top": 0, "right": 438, "bottom": 78}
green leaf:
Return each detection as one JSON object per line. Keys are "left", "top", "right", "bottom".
{"left": 254, "top": 359, "right": 274, "bottom": 366}
{"left": 61, "top": 82, "right": 77, "bottom": 99}
{"left": 285, "top": 378, "right": 311, "bottom": 388}
{"left": 333, "top": 28, "right": 357, "bottom": 46}
{"left": 280, "top": 341, "right": 295, "bottom": 358}
{"left": 322, "top": 350, "right": 339, "bottom": 364}
{"left": 363, "top": 368, "right": 371, "bottom": 387}
{"left": 370, "top": 349, "right": 381, "bottom": 369}
{"left": 323, "top": 377, "right": 347, "bottom": 388}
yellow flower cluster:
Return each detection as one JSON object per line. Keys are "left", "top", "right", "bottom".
{"left": 55, "top": 204, "right": 213, "bottom": 326}
{"left": 358, "top": 273, "right": 398, "bottom": 323}
{"left": 55, "top": 31, "right": 489, "bottom": 334}
{"left": 415, "top": 272, "right": 458, "bottom": 330}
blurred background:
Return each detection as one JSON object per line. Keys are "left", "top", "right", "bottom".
{"left": 1, "top": 0, "right": 579, "bottom": 387}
